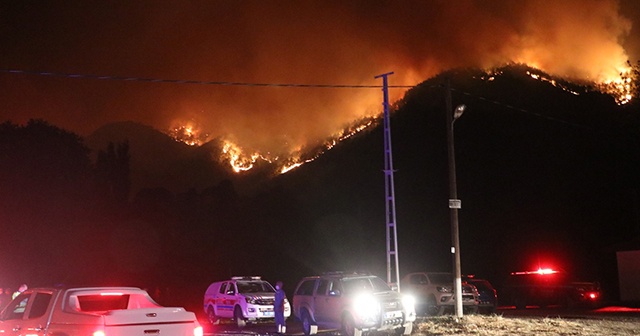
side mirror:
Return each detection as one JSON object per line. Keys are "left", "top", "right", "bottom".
{"left": 328, "top": 290, "right": 341, "bottom": 296}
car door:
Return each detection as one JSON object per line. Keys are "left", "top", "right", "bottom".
{"left": 0, "top": 290, "right": 53, "bottom": 336}
{"left": 322, "top": 280, "right": 344, "bottom": 326}
{"left": 215, "top": 282, "right": 234, "bottom": 318}
{"left": 312, "top": 279, "right": 330, "bottom": 323}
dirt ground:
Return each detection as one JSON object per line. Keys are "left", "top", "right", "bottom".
{"left": 414, "top": 314, "right": 640, "bottom": 336}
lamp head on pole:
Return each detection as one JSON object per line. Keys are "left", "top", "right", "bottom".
{"left": 453, "top": 104, "right": 466, "bottom": 121}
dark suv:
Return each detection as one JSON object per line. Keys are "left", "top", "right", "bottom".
{"left": 462, "top": 275, "right": 498, "bottom": 314}
{"left": 292, "top": 272, "right": 416, "bottom": 336}
{"left": 500, "top": 269, "right": 601, "bottom": 309}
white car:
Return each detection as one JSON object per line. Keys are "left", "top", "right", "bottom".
{"left": 203, "top": 276, "right": 291, "bottom": 326}
{"left": 401, "top": 272, "right": 479, "bottom": 315}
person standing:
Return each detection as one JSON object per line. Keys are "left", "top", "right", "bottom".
{"left": 274, "top": 281, "right": 287, "bottom": 334}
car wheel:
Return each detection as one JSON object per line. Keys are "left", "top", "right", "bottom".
{"left": 301, "top": 309, "right": 314, "bottom": 336}
{"left": 466, "top": 305, "right": 479, "bottom": 314}
{"left": 341, "top": 313, "right": 357, "bottom": 336}
{"left": 234, "top": 306, "right": 246, "bottom": 328}
{"left": 207, "top": 306, "right": 219, "bottom": 325}
{"left": 425, "top": 295, "right": 439, "bottom": 316}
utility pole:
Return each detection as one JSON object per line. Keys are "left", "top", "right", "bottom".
{"left": 445, "top": 78, "right": 464, "bottom": 319}
{"left": 376, "top": 72, "right": 401, "bottom": 290}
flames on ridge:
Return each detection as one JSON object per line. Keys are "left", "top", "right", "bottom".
{"left": 168, "top": 116, "right": 379, "bottom": 175}
{"left": 168, "top": 123, "right": 209, "bottom": 146}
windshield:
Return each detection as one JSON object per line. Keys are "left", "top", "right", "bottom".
{"left": 237, "top": 281, "right": 275, "bottom": 293}
{"left": 430, "top": 273, "right": 453, "bottom": 284}
{"left": 342, "top": 277, "right": 391, "bottom": 295}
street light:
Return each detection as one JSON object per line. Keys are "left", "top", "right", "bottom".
{"left": 445, "top": 79, "right": 465, "bottom": 320}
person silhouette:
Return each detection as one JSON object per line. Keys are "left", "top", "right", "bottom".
{"left": 274, "top": 281, "right": 287, "bottom": 334}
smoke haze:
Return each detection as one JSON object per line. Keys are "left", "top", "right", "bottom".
{"left": 0, "top": 0, "right": 637, "bottom": 155}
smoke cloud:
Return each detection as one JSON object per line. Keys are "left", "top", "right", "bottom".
{"left": 0, "top": 0, "right": 636, "bottom": 155}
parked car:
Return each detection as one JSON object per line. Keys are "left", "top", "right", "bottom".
{"left": 0, "top": 287, "right": 202, "bottom": 336}
{"left": 500, "top": 268, "right": 601, "bottom": 309}
{"left": 203, "top": 276, "right": 291, "bottom": 326}
{"left": 401, "top": 272, "right": 479, "bottom": 315}
{"left": 292, "top": 271, "right": 416, "bottom": 336}
{"left": 462, "top": 275, "right": 498, "bottom": 314}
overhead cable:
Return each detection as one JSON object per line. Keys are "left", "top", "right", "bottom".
{"left": 1, "top": 69, "right": 416, "bottom": 89}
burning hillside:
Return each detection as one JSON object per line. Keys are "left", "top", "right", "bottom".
{"left": 168, "top": 63, "right": 636, "bottom": 174}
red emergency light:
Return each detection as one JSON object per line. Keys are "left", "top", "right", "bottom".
{"left": 586, "top": 291, "right": 599, "bottom": 300}
{"left": 511, "top": 268, "right": 559, "bottom": 276}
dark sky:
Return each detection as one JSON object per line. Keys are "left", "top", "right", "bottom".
{"left": 1, "top": 0, "right": 639, "bottom": 158}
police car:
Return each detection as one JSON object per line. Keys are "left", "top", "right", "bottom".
{"left": 203, "top": 276, "right": 291, "bottom": 327}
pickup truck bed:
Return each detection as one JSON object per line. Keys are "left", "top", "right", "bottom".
{"left": 0, "top": 287, "right": 202, "bottom": 336}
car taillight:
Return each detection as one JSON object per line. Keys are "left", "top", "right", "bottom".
{"left": 586, "top": 292, "right": 599, "bottom": 300}
{"left": 93, "top": 330, "right": 106, "bottom": 336}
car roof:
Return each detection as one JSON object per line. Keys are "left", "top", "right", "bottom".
{"left": 303, "top": 272, "right": 377, "bottom": 280}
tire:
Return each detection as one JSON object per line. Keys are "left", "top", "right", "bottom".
{"left": 234, "top": 306, "right": 246, "bottom": 328}
{"left": 301, "top": 309, "right": 314, "bottom": 336}
{"left": 341, "top": 313, "right": 357, "bottom": 336}
{"left": 207, "top": 306, "right": 219, "bottom": 325}
{"left": 466, "top": 305, "right": 479, "bottom": 314}
{"left": 425, "top": 295, "right": 439, "bottom": 316}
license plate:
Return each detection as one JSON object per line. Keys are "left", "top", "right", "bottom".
{"left": 263, "top": 311, "right": 274, "bottom": 317}
{"left": 384, "top": 311, "right": 402, "bottom": 319}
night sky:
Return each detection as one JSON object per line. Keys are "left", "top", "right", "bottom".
{"left": 1, "top": 0, "right": 640, "bottom": 310}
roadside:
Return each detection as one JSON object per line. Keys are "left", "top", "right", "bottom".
{"left": 201, "top": 305, "right": 640, "bottom": 336}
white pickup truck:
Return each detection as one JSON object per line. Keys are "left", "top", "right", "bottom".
{"left": 0, "top": 287, "right": 202, "bottom": 336}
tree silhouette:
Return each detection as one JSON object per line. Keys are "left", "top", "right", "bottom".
{"left": 0, "top": 119, "right": 95, "bottom": 285}
{"left": 96, "top": 140, "right": 131, "bottom": 204}
{"left": 0, "top": 119, "right": 92, "bottom": 201}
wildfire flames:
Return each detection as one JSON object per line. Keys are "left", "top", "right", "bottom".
{"left": 169, "top": 116, "right": 379, "bottom": 174}
{"left": 598, "top": 70, "right": 635, "bottom": 105}
{"left": 221, "top": 141, "right": 265, "bottom": 173}
{"left": 168, "top": 124, "right": 209, "bottom": 146}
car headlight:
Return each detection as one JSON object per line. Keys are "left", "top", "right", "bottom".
{"left": 402, "top": 294, "right": 415, "bottom": 311}
{"left": 245, "top": 296, "right": 256, "bottom": 304}
{"left": 353, "top": 294, "right": 380, "bottom": 320}
{"left": 437, "top": 286, "right": 452, "bottom": 293}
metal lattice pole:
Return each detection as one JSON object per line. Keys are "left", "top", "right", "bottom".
{"left": 375, "top": 72, "right": 401, "bottom": 290}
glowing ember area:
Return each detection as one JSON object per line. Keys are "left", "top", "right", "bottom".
{"left": 221, "top": 140, "right": 268, "bottom": 173}
{"left": 525, "top": 71, "right": 581, "bottom": 96}
{"left": 215, "top": 116, "right": 379, "bottom": 174}
{"left": 483, "top": 66, "right": 636, "bottom": 104}
{"left": 277, "top": 117, "right": 378, "bottom": 174}
{"left": 168, "top": 124, "right": 209, "bottom": 146}
{"left": 597, "top": 69, "right": 635, "bottom": 104}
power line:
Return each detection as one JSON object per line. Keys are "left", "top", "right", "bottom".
{"left": 1, "top": 68, "right": 596, "bottom": 130}
{"left": 1, "top": 69, "right": 416, "bottom": 89}
{"left": 452, "top": 87, "right": 592, "bottom": 130}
